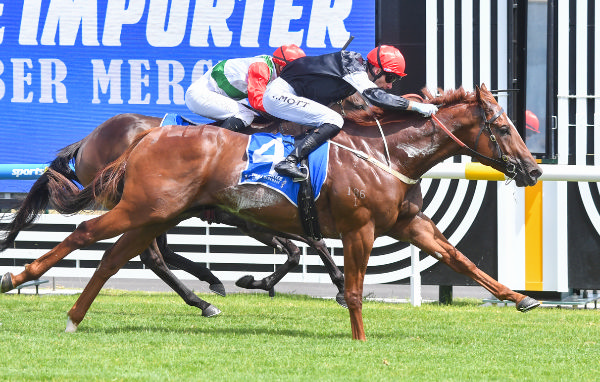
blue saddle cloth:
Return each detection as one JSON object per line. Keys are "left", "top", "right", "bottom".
{"left": 161, "top": 114, "right": 328, "bottom": 206}
{"left": 239, "top": 132, "right": 329, "bottom": 206}
{"left": 161, "top": 113, "right": 192, "bottom": 126}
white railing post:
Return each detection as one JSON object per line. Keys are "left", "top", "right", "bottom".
{"left": 410, "top": 244, "right": 422, "bottom": 306}
{"left": 302, "top": 245, "right": 307, "bottom": 281}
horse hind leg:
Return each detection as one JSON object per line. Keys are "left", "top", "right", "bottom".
{"left": 67, "top": 229, "right": 154, "bottom": 331}
{"left": 155, "top": 233, "right": 226, "bottom": 296}
{"left": 139, "top": 237, "right": 223, "bottom": 312}
{"left": 3, "top": 210, "right": 132, "bottom": 292}
{"left": 66, "top": 224, "right": 221, "bottom": 332}
{"left": 235, "top": 234, "right": 300, "bottom": 291}
{"left": 233, "top": 228, "right": 348, "bottom": 307}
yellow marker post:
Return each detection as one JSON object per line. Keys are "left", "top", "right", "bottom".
{"left": 524, "top": 165, "right": 544, "bottom": 291}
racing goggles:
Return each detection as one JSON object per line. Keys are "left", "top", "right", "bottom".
{"left": 384, "top": 72, "right": 401, "bottom": 84}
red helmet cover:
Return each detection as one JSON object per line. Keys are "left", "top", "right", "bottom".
{"left": 367, "top": 45, "right": 407, "bottom": 77}
{"left": 272, "top": 44, "right": 306, "bottom": 67}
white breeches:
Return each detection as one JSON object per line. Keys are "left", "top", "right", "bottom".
{"left": 185, "top": 75, "right": 257, "bottom": 126}
{"left": 263, "top": 77, "right": 344, "bottom": 128}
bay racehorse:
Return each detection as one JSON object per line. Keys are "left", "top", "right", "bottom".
{"left": 0, "top": 114, "right": 347, "bottom": 313}
{"left": 3, "top": 85, "right": 542, "bottom": 339}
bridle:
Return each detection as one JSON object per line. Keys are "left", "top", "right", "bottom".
{"left": 431, "top": 105, "right": 517, "bottom": 181}
{"left": 332, "top": 97, "right": 517, "bottom": 185}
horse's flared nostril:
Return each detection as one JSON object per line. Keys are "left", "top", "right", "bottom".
{"left": 530, "top": 168, "right": 542, "bottom": 180}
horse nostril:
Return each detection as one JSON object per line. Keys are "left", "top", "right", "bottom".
{"left": 530, "top": 168, "right": 542, "bottom": 180}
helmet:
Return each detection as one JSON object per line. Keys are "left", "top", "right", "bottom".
{"left": 272, "top": 44, "right": 306, "bottom": 67}
{"left": 367, "top": 45, "right": 407, "bottom": 77}
{"left": 525, "top": 110, "right": 540, "bottom": 133}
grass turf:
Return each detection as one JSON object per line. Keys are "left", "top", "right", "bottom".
{"left": 0, "top": 290, "right": 598, "bottom": 381}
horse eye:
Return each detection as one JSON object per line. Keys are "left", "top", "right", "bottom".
{"left": 497, "top": 125, "right": 511, "bottom": 136}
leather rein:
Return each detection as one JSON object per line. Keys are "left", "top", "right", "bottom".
{"left": 334, "top": 99, "right": 516, "bottom": 184}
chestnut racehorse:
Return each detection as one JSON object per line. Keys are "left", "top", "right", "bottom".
{"left": 2, "top": 85, "right": 542, "bottom": 340}
{"left": 0, "top": 114, "right": 347, "bottom": 313}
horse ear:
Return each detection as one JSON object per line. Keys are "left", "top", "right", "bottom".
{"left": 476, "top": 84, "right": 493, "bottom": 104}
{"left": 475, "top": 85, "right": 481, "bottom": 100}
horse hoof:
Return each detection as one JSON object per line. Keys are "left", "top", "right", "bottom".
{"left": 209, "top": 283, "right": 226, "bottom": 297}
{"left": 517, "top": 296, "right": 540, "bottom": 312}
{"left": 202, "top": 304, "right": 221, "bottom": 318}
{"left": 336, "top": 292, "right": 348, "bottom": 309}
{"left": 65, "top": 317, "right": 78, "bottom": 333}
{"left": 0, "top": 273, "right": 14, "bottom": 293}
{"left": 235, "top": 275, "right": 256, "bottom": 289}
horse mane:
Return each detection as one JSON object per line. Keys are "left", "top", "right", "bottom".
{"left": 421, "top": 87, "right": 476, "bottom": 106}
{"left": 342, "top": 87, "right": 477, "bottom": 126}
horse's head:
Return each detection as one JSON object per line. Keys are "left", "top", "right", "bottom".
{"left": 472, "top": 84, "right": 542, "bottom": 186}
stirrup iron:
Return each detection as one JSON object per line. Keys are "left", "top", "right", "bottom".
{"left": 292, "top": 164, "right": 309, "bottom": 182}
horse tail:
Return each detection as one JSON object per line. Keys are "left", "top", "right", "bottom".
{"left": 0, "top": 140, "right": 83, "bottom": 252}
{"left": 52, "top": 129, "right": 154, "bottom": 213}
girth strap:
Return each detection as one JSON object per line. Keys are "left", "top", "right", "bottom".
{"left": 297, "top": 158, "right": 322, "bottom": 240}
{"left": 329, "top": 140, "right": 419, "bottom": 185}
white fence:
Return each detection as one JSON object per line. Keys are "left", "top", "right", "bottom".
{"left": 0, "top": 213, "right": 420, "bottom": 284}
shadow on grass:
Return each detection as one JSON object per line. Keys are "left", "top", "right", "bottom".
{"left": 79, "top": 323, "right": 351, "bottom": 339}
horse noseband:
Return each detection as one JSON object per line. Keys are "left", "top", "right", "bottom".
{"left": 433, "top": 105, "right": 518, "bottom": 181}
{"left": 477, "top": 107, "right": 517, "bottom": 178}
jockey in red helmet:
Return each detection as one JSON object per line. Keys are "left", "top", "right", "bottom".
{"left": 273, "top": 44, "right": 306, "bottom": 67}
{"left": 366, "top": 45, "right": 407, "bottom": 84}
{"left": 263, "top": 45, "right": 438, "bottom": 180}
{"left": 185, "top": 44, "right": 306, "bottom": 132}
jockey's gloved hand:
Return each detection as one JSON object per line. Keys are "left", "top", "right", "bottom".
{"left": 410, "top": 102, "right": 438, "bottom": 117}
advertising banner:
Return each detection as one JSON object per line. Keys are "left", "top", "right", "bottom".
{"left": 0, "top": 0, "right": 374, "bottom": 191}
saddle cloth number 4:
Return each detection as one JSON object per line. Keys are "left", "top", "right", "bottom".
{"left": 252, "top": 135, "right": 287, "bottom": 174}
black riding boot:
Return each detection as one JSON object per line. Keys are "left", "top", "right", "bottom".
{"left": 275, "top": 123, "right": 341, "bottom": 181}
{"left": 220, "top": 117, "right": 246, "bottom": 132}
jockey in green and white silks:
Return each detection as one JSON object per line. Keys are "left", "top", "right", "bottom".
{"left": 185, "top": 44, "right": 306, "bottom": 132}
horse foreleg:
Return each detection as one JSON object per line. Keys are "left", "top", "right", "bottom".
{"left": 342, "top": 225, "right": 375, "bottom": 341}
{"left": 139, "top": 238, "right": 220, "bottom": 310}
{"left": 306, "top": 238, "right": 347, "bottom": 308}
{"left": 211, "top": 210, "right": 298, "bottom": 292}
{"left": 155, "top": 233, "right": 226, "bottom": 296}
{"left": 236, "top": 234, "right": 300, "bottom": 291}
{"left": 213, "top": 209, "right": 346, "bottom": 304}
{"left": 391, "top": 212, "right": 539, "bottom": 312}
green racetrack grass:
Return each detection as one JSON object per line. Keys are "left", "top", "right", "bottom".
{"left": 0, "top": 290, "right": 598, "bottom": 381}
